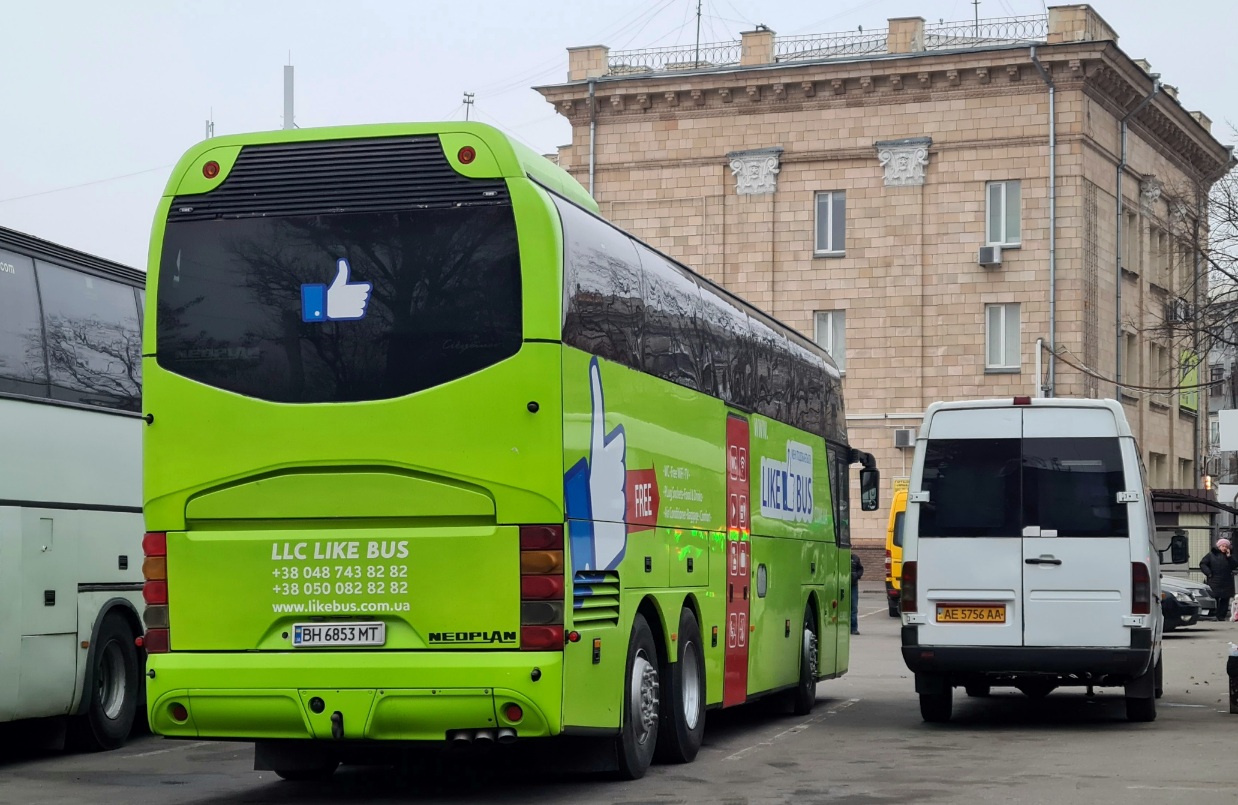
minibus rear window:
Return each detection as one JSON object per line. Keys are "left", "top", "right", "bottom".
{"left": 918, "top": 437, "right": 1129, "bottom": 538}
{"left": 919, "top": 439, "right": 1021, "bottom": 537}
{"left": 1023, "top": 437, "right": 1128, "bottom": 537}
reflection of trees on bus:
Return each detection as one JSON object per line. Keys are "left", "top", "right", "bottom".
{"left": 557, "top": 196, "right": 841, "bottom": 443}
{"left": 157, "top": 207, "right": 522, "bottom": 404}
{"left": 37, "top": 315, "right": 142, "bottom": 411}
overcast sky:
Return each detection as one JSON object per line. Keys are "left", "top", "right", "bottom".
{"left": 1, "top": 0, "right": 1232, "bottom": 268}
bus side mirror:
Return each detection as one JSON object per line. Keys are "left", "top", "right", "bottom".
{"left": 860, "top": 468, "right": 880, "bottom": 512}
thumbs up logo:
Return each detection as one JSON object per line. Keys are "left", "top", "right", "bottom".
{"left": 587, "top": 358, "right": 627, "bottom": 570}
{"left": 301, "top": 258, "right": 373, "bottom": 322}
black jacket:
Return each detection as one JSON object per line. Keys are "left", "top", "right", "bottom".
{"left": 1199, "top": 548, "right": 1238, "bottom": 597}
{"left": 851, "top": 553, "right": 864, "bottom": 584}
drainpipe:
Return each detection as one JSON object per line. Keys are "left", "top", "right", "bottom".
{"left": 1115, "top": 77, "right": 1162, "bottom": 398}
{"left": 1030, "top": 47, "right": 1056, "bottom": 397}
{"left": 587, "top": 77, "right": 597, "bottom": 197}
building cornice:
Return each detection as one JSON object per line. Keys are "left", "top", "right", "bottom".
{"left": 537, "top": 41, "right": 1231, "bottom": 182}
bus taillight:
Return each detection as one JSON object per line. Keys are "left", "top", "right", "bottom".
{"left": 900, "top": 561, "right": 917, "bottom": 614}
{"left": 519, "top": 526, "right": 565, "bottom": 650}
{"left": 142, "top": 532, "right": 170, "bottom": 654}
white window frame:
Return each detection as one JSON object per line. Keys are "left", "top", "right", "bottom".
{"left": 985, "top": 180, "right": 1022, "bottom": 247}
{"left": 814, "top": 191, "right": 846, "bottom": 256}
{"left": 813, "top": 310, "right": 846, "bottom": 373}
{"left": 984, "top": 302, "right": 1020, "bottom": 371}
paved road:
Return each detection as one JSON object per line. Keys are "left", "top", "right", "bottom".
{"left": 3, "top": 592, "right": 1237, "bottom": 805}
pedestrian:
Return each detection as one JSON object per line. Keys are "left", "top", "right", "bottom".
{"left": 850, "top": 552, "right": 864, "bottom": 635}
{"left": 1199, "top": 538, "right": 1238, "bottom": 622}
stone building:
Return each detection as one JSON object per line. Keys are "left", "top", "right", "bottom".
{"left": 536, "top": 4, "right": 1234, "bottom": 553}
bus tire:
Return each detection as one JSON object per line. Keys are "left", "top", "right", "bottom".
{"left": 70, "top": 613, "right": 140, "bottom": 751}
{"left": 655, "top": 607, "right": 706, "bottom": 764}
{"left": 789, "top": 607, "right": 819, "bottom": 716}
{"left": 613, "top": 613, "right": 660, "bottom": 780}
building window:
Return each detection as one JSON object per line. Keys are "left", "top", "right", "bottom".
{"left": 985, "top": 303, "right": 1020, "bottom": 370}
{"left": 1152, "top": 227, "right": 1170, "bottom": 287}
{"left": 1178, "top": 458, "right": 1194, "bottom": 489}
{"left": 813, "top": 310, "right": 846, "bottom": 373}
{"left": 1123, "top": 210, "right": 1139, "bottom": 273}
{"left": 1212, "top": 418, "right": 1222, "bottom": 447}
{"left": 986, "top": 181, "right": 1021, "bottom": 246}
{"left": 814, "top": 191, "right": 846, "bottom": 255}
{"left": 1148, "top": 451, "right": 1167, "bottom": 487}
{"left": 1122, "top": 331, "right": 1139, "bottom": 389}
{"left": 1149, "top": 342, "right": 1170, "bottom": 388}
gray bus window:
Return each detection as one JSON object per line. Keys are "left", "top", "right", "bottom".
{"left": 0, "top": 248, "right": 48, "bottom": 397}
{"left": 37, "top": 262, "right": 141, "bottom": 411}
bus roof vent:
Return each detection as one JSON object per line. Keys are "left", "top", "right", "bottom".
{"left": 169, "top": 136, "right": 510, "bottom": 221}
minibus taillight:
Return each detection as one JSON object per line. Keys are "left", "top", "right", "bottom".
{"left": 1131, "top": 562, "right": 1151, "bottom": 615}
{"left": 900, "top": 561, "right": 917, "bottom": 614}
{"left": 884, "top": 549, "right": 892, "bottom": 574}
{"left": 519, "top": 525, "right": 565, "bottom": 650}
{"left": 142, "top": 532, "right": 170, "bottom": 654}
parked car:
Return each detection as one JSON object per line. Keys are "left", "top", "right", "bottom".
{"left": 1161, "top": 574, "right": 1215, "bottom": 629}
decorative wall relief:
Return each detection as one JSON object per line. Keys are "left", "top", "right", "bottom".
{"left": 875, "top": 137, "right": 931, "bottom": 187}
{"left": 727, "top": 147, "right": 783, "bottom": 195}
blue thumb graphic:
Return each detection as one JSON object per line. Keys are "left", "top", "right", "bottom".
{"left": 301, "top": 284, "right": 327, "bottom": 322}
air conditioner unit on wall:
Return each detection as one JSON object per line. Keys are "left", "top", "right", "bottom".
{"left": 978, "top": 245, "right": 1002, "bottom": 267}
{"left": 893, "top": 428, "right": 915, "bottom": 449}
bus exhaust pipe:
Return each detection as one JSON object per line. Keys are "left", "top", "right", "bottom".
{"left": 472, "top": 729, "right": 496, "bottom": 744}
{"left": 447, "top": 729, "right": 472, "bottom": 746}
{"left": 496, "top": 728, "right": 517, "bottom": 745}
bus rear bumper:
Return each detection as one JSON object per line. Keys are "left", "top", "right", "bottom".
{"left": 146, "top": 651, "right": 562, "bottom": 742}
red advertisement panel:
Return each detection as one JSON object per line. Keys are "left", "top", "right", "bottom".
{"left": 724, "top": 415, "right": 750, "bottom": 707}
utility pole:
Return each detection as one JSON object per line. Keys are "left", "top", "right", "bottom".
{"left": 973, "top": 0, "right": 980, "bottom": 39}
{"left": 463, "top": 92, "right": 475, "bottom": 121}
{"left": 283, "top": 56, "right": 295, "bottom": 130}
{"left": 694, "top": 0, "right": 701, "bottom": 67}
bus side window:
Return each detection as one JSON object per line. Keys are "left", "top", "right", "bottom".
{"left": 554, "top": 196, "right": 644, "bottom": 371}
{"left": 0, "top": 248, "right": 48, "bottom": 398}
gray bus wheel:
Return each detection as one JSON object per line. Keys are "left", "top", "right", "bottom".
{"left": 71, "top": 613, "right": 140, "bottom": 750}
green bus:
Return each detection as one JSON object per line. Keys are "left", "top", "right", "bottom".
{"left": 140, "top": 122, "right": 879, "bottom": 780}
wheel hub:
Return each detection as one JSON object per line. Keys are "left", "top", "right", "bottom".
{"left": 630, "top": 653, "right": 660, "bottom": 744}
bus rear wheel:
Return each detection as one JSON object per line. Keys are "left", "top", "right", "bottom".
{"left": 613, "top": 613, "right": 660, "bottom": 780}
{"left": 70, "top": 613, "right": 140, "bottom": 751}
{"left": 789, "top": 607, "right": 819, "bottom": 716}
{"left": 655, "top": 607, "right": 706, "bottom": 764}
